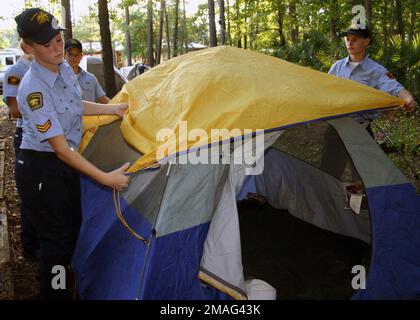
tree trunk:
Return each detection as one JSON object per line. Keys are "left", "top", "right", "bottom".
{"left": 208, "top": 0, "right": 217, "bottom": 47}
{"left": 218, "top": 0, "right": 226, "bottom": 45}
{"left": 182, "top": 0, "right": 188, "bottom": 52}
{"left": 408, "top": 0, "right": 416, "bottom": 41}
{"left": 389, "top": 0, "right": 395, "bottom": 37}
{"left": 71, "top": 0, "right": 75, "bottom": 26}
{"left": 235, "top": 0, "right": 242, "bottom": 48}
{"left": 235, "top": 0, "right": 241, "bottom": 48}
{"left": 289, "top": 0, "right": 298, "bottom": 44}
{"left": 244, "top": 0, "right": 249, "bottom": 49}
{"left": 98, "top": 0, "right": 116, "bottom": 97}
{"left": 226, "top": 0, "right": 231, "bottom": 45}
{"left": 147, "top": 0, "right": 154, "bottom": 67}
{"left": 157, "top": 0, "right": 164, "bottom": 64}
{"left": 383, "top": 0, "right": 388, "bottom": 58}
{"left": 252, "top": 0, "right": 260, "bottom": 50}
{"left": 365, "top": 0, "right": 372, "bottom": 29}
{"left": 164, "top": 0, "right": 171, "bottom": 59}
{"left": 395, "top": 0, "right": 404, "bottom": 39}
{"left": 61, "top": 0, "right": 73, "bottom": 41}
{"left": 277, "top": 1, "right": 286, "bottom": 48}
{"left": 125, "top": 5, "right": 132, "bottom": 66}
{"left": 329, "top": 0, "right": 339, "bottom": 42}
{"left": 173, "top": 0, "right": 179, "bottom": 56}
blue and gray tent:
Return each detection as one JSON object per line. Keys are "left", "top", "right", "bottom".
{"left": 72, "top": 46, "right": 420, "bottom": 300}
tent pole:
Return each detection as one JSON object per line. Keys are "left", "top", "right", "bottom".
{"left": 135, "top": 162, "right": 174, "bottom": 299}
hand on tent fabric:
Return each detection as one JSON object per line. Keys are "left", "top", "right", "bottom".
{"left": 112, "top": 103, "right": 129, "bottom": 117}
{"left": 104, "top": 162, "right": 131, "bottom": 191}
{"left": 403, "top": 99, "right": 417, "bottom": 113}
{"left": 398, "top": 89, "right": 417, "bottom": 113}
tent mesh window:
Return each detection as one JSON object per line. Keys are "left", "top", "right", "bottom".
{"left": 271, "top": 121, "right": 361, "bottom": 183}
{"left": 82, "top": 120, "right": 142, "bottom": 172}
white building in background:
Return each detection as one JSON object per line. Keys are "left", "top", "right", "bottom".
{"left": 188, "top": 42, "right": 208, "bottom": 51}
{"left": 82, "top": 42, "right": 102, "bottom": 54}
{"left": 0, "top": 48, "right": 21, "bottom": 95}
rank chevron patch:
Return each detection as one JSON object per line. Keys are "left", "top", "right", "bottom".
{"left": 36, "top": 119, "right": 52, "bottom": 133}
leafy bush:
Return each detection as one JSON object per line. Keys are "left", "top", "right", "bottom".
{"left": 374, "top": 111, "right": 420, "bottom": 155}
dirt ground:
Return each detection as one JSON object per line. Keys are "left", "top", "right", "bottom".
{"left": 0, "top": 106, "right": 39, "bottom": 300}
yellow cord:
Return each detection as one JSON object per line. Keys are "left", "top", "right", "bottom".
{"left": 111, "top": 161, "right": 163, "bottom": 244}
{"left": 113, "top": 189, "right": 149, "bottom": 245}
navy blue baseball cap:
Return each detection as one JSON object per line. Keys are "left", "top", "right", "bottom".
{"left": 15, "top": 8, "right": 67, "bottom": 45}
{"left": 65, "top": 39, "right": 83, "bottom": 52}
{"left": 339, "top": 27, "right": 371, "bottom": 39}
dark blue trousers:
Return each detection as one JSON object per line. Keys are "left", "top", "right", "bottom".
{"left": 16, "top": 149, "right": 81, "bottom": 299}
{"left": 14, "top": 127, "right": 39, "bottom": 256}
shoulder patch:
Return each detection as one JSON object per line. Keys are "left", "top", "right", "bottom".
{"left": 386, "top": 72, "right": 396, "bottom": 80}
{"left": 36, "top": 119, "right": 52, "bottom": 133}
{"left": 7, "top": 75, "right": 21, "bottom": 86}
{"left": 26, "top": 92, "right": 43, "bottom": 111}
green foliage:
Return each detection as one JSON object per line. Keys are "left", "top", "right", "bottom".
{"left": 73, "top": 6, "right": 101, "bottom": 44}
{"left": 384, "top": 34, "right": 420, "bottom": 101}
{"left": 189, "top": 3, "right": 211, "bottom": 46}
{"left": 375, "top": 112, "right": 420, "bottom": 156}
{"left": 269, "top": 29, "right": 347, "bottom": 71}
{"left": 0, "top": 33, "right": 11, "bottom": 49}
{"left": 204, "top": 0, "right": 419, "bottom": 101}
{"left": 69, "top": 0, "right": 419, "bottom": 99}
{"left": 374, "top": 112, "right": 420, "bottom": 191}
{"left": 125, "top": 9, "right": 149, "bottom": 60}
{"left": 0, "top": 27, "right": 19, "bottom": 49}
{"left": 24, "top": 0, "right": 44, "bottom": 7}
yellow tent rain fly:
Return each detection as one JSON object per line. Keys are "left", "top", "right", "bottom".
{"left": 80, "top": 46, "right": 404, "bottom": 172}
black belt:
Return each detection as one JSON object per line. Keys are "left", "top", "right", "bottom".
{"left": 20, "top": 149, "right": 58, "bottom": 159}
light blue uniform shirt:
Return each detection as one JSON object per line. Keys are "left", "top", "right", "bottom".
{"left": 329, "top": 55, "right": 405, "bottom": 122}
{"left": 76, "top": 67, "right": 106, "bottom": 102}
{"left": 2, "top": 58, "right": 31, "bottom": 128}
{"left": 17, "top": 59, "right": 84, "bottom": 152}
